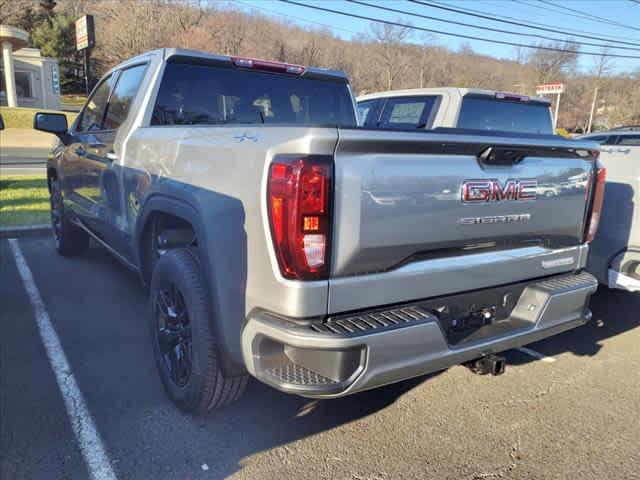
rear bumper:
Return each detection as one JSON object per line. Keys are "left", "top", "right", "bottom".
{"left": 241, "top": 272, "right": 597, "bottom": 398}
{"left": 608, "top": 270, "right": 640, "bottom": 292}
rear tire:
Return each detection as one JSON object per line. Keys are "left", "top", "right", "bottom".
{"left": 49, "top": 178, "right": 89, "bottom": 257}
{"left": 149, "top": 248, "right": 248, "bottom": 413}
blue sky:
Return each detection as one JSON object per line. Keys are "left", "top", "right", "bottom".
{"left": 232, "top": 0, "right": 640, "bottom": 74}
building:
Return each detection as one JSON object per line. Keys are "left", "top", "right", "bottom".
{"left": 1, "top": 24, "right": 61, "bottom": 110}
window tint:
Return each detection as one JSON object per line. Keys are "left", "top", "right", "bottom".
{"left": 103, "top": 64, "right": 147, "bottom": 130}
{"left": 357, "top": 100, "right": 376, "bottom": 125}
{"left": 78, "top": 75, "right": 115, "bottom": 132}
{"left": 457, "top": 96, "right": 553, "bottom": 134}
{"left": 379, "top": 96, "right": 438, "bottom": 129}
{"left": 152, "top": 63, "right": 356, "bottom": 127}
{"left": 617, "top": 135, "right": 640, "bottom": 146}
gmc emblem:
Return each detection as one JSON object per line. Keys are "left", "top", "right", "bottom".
{"left": 461, "top": 179, "right": 537, "bottom": 203}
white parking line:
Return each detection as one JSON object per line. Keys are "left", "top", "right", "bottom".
{"left": 517, "top": 346, "right": 556, "bottom": 363}
{"left": 8, "top": 239, "right": 117, "bottom": 480}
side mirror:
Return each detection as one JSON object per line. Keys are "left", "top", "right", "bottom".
{"left": 0, "top": 114, "right": 4, "bottom": 130}
{"left": 34, "top": 112, "right": 68, "bottom": 137}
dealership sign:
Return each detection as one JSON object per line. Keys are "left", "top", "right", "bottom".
{"left": 75, "top": 15, "right": 95, "bottom": 51}
{"left": 536, "top": 83, "right": 565, "bottom": 95}
{"left": 51, "top": 64, "right": 60, "bottom": 95}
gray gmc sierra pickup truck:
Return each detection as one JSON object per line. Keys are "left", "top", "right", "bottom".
{"left": 36, "top": 49, "right": 604, "bottom": 413}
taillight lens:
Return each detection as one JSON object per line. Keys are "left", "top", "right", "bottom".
{"left": 585, "top": 165, "right": 606, "bottom": 243}
{"left": 267, "top": 156, "right": 332, "bottom": 280}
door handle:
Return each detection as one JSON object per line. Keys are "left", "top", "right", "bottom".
{"left": 600, "top": 148, "right": 614, "bottom": 154}
{"left": 75, "top": 146, "right": 87, "bottom": 156}
{"left": 106, "top": 151, "right": 118, "bottom": 162}
{"left": 616, "top": 148, "right": 631, "bottom": 154}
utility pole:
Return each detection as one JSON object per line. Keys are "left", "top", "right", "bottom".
{"left": 553, "top": 92, "right": 561, "bottom": 130}
{"left": 83, "top": 47, "right": 92, "bottom": 96}
{"left": 587, "top": 87, "right": 599, "bottom": 134}
{"left": 75, "top": 15, "right": 95, "bottom": 96}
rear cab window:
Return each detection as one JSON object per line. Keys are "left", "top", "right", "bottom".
{"left": 456, "top": 95, "right": 553, "bottom": 134}
{"left": 379, "top": 96, "right": 439, "bottom": 129}
{"left": 356, "top": 96, "right": 439, "bottom": 129}
{"left": 617, "top": 135, "right": 640, "bottom": 146}
{"left": 152, "top": 62, "right": 357, "bottom": 127}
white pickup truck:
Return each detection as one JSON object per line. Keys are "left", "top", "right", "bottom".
{"left": 357, "top": 87, "right": 553, "bottom": 135}
{"left": 579, "top": 128, "right": 640, "bottom": 291}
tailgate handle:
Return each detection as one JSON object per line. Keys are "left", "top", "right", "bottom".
{"left": 478, "top": 146, "right": 578, "bottom": 165}
{"left": 478, "top": 146, "right": 526, "bottom": 165}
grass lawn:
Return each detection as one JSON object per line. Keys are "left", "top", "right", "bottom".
{"left": 0, "top": 175, "right": 50, "bottom": 227}
{"left": 61, "top": 94, "right": 87, "bottom": 106}
{"left": 0, "top": 107, "right": 78, "bottom": 129}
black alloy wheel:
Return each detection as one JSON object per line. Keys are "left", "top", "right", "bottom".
{"left": 50, "top": 182, "right": 63, "bottom": 248}
{"left": 155, "top": 283, "right": 193, "bottom": 387}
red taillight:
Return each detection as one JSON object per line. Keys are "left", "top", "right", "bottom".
{"left": 267, "top": 156, "right": 332, "bottom": 280}
{"left": 231, "top": 56, "right": 305, "bottom": 75}
{"left": 585, "top": 165, "right": 606, "bottom": 243}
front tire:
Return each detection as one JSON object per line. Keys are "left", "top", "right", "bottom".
{"left": 49, "top": 178, "right": 89, "bottom": 257}
{"left": 149, "top": 248, "right": 248, "bottom": 413}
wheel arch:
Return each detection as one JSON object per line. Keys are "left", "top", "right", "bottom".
{"left": 135, "top": 194, "right": 249, "bottom": 377}
{"left": 135, "top": 195, "right": 204, "bottom": 285}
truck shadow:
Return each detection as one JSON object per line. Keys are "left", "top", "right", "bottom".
{"left": 505, "top": 286, "right": 640, "bottom": 365}
{"left": 191, "top": 372, "right": 435, "bottom": 478}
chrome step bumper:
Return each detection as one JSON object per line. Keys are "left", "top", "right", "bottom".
{"left": 241, "top": 272, "right": 597, "bottom": 398}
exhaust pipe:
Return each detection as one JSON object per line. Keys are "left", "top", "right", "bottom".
{"left": 465, "top": 354, "right": 506, "bottom": 376}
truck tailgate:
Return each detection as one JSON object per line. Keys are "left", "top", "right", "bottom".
{"left": 329, "top": 128, "right": 597, "bottom": 310}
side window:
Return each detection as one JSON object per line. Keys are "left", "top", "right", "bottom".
{"left": 617, "top": 135, "right": 640, "bottom": 146}
{"left": 357, "top": 100, "right": 377, "bottom": 126}
{"left": 77, "top": 75, "right": 115, "bottom": 132}
{"left": 379, "top": 96, "right": 438, "bottom": 129}
{"left": 103, "top": 64, "right": 147, "bottom": 131}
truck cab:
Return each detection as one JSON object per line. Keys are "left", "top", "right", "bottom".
{"left": 357, "top": 87, "right": 553, "bottom": 135}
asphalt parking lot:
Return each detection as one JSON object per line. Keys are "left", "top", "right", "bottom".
{"left": 1, "top": 235, "right": 639, "bottom": 480}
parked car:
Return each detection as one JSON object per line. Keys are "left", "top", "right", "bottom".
{"left": 579, "top": 129, "right": 640, "bottom": 292}
{"left": 536, "top": 184, "right": 561, "bottom": 197}
{"left": 36, "top": 49, "right": 602, "bottom": 413}
{"left": 357, "top": 87, "right": 553, "bottom": 134}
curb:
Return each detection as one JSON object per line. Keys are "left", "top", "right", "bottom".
{"left": 0, "top": 224, "right": 51, "bottom": 238}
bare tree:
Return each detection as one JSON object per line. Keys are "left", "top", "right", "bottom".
{"left": 368, "top": 21, "right": 412, "bottom": 91}
{"left": 418, "top": 33, "right": 434, "bottom": 88}
{"left": 0, "top": 0, "right": 32, "bottom": 24}
{"left": 8, "top": 0, "right": 636, "bottom": 128}
{"left": 528, "top": 41, "right": 580, "bottom": 84}
{"left": 587, "top": 47, "right": 614, "bottom": 132}
{"left": 513, "top": 45, "right": 526, "bottom": 65}
{"left": 592, "top": 47, "right": 614, "bottom": 80}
